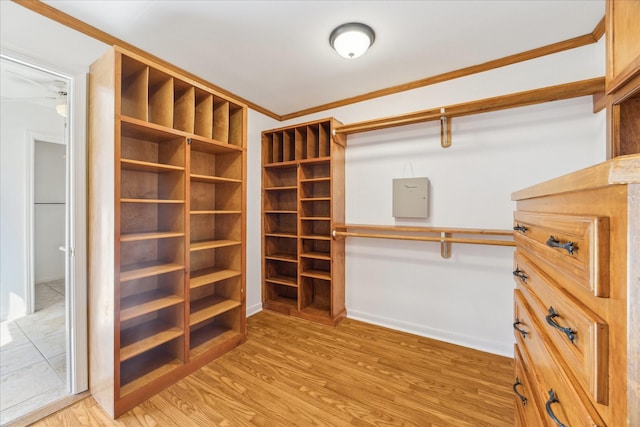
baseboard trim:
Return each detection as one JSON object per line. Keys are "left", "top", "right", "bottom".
{"left": 347, "top": 309, "right": 513, "bottom": 358}
{"left": 246, "top": 302, "right": 263, "bottom": 317}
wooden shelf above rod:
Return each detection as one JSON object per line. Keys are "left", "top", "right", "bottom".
{"left": 332, "top": 224, "right": 515, "bottom": 258}
{"left": 333, "top": 77, "right": 605, "bottom": 148}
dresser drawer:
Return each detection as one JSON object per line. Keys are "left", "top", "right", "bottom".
{"left": 513, "top": 211, "right": 609, "bottom": 297}
{"left": 513, "top": 289, "right": 606, "bottom": 426}
{"left": 514, "top": 344, "right": 544, "bottom": 427}
{"left": 514, "top": 251, "right": 609, "bottom": 405}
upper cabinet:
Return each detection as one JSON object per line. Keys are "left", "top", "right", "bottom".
{"left": 605, "top": 0, "right": 640, "bottom": 157}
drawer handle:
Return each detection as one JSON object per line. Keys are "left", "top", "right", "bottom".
{"left": 545, "top": 389, "right": 567, "bottom": 427}
{"left": 512, "top": 267, "right": 527, "bottom": 282}
{"left": 546, "top": 235, "right": 575, "bottom": 255}
{"left": 512, "top": 377, "right": 527, "bottom": 406}
{"left": 513, "top": 224, "right": 527, "bottom": 233}
{"left": 546, "top": 307, "right": 577, "bottom": 343}
{"left": 513, "top": 319, "right": 528, "bottom": 339}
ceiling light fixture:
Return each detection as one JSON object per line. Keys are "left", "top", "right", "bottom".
{"left": 329, "top": 22, "right": 375, "bottom": 59}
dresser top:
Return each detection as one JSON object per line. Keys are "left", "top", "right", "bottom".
{"left": 512, "top": 154, "right": 640, "bottom": 201}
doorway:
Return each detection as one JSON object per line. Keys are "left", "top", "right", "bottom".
{"left": 0, "top": 54, "right": 87, "bottom": 425}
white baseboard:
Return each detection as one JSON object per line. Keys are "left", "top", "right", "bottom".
{"left": 246, "top": 302, "right": 263, "bottom": 317}
{"left": 347, "top": 309, "right": 513, "bottom": 358}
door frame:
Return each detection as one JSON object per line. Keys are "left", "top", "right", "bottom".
{"left": 26, "top": 132, "right": 65, "bottom": 315}
{"left": 2, "top": 52, "right": 88, "bottom": 395}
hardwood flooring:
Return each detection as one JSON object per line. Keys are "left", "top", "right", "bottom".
{"left": 32, "top": 311, "right": 514, "bottom": 426}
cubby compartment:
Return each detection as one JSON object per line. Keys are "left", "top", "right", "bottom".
{"left": 189, "top": 307, "right": 241, "bottom": 358}
{"left": 148, "top": 68, "right": 174, "bottom": 128}
{"left": 301, "top": 258, "right": 331, "bottom": 281}
{"left": 301, "top": 238, "right": 331, "bottom": 260}
{"left": 300, "top": 219, "right": 330, "bottom": 239}
{"left": 229, "top": 104, "right": 244, "bottom": 147}
{"left": 189, "top": 215, "right": 242, "bottom": 252}
{"left": 264, "top": 165, "right": 297, "bottom": 188}
{"left": 189, "top": 277, "right": 241, "bottom": 328}
{"left": 264, "top": 212, "right": 297, "bottom": 236}
{"left": 300, "top": 179, "right": 330, "bottom": 199}
{"left": 120, "top": 121, "right": 186, "bottom": 168}
{"left": 300, "top": 160, "right": 330, "bottom": 180}
{"left": 264, "top": 282, "right": 298, "bottom": 308}
{"left": 194, "top": 89, "right": 213, "bottom": 139}
{"left": 190, "top": 146, "right": 242, "bottom": 182}
{"left": 265, "top": 259, "right": 298, "bottom": 288}
{"left": 319, "top": 122, "right": 331, "bottom": 157}
{"left": 264, "top": 188, "right": 297, "bottom": 212}
{"left": 173, "top": 79, "right": 195, "bottom": 133}
{"left": 300, "top": 199, "right": 330, "bottom": 218}
{"left": 120, "top": 203, "right": 184, "bottom": 238}
{"left": 212, "top": 97, "right": 230, "bottom": 143}
{"left": 190, "top": 181, "right": 241, "bottom": 212}
{"left": 121, "top": 169, "right": 184, "bottom": 201}
{"left": 119, "top": 302, "right": 184, "bottom": 361}
{"left": 300, "top": 277, "right": 331, "bottom": 317}
{"left": 120, "top": 237, "right": 185, "bottom": 282}
{"left": 265, "top": 236, "right": 298, "bottom": 262}
{"left": 119, "top": 337, "right": 184, "bottom": 396}
{"left": 295, "top": 127, "right": 307, "bottom": 159}
{"left": 120, "top": 55, "right": 148, "bottom": 120}
{"left": 306, "top": 125, "right": 319, "bottom": 159}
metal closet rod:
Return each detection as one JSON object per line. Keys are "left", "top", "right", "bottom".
{"left": 333, "top": 77, "right": 605, "bottom": 136}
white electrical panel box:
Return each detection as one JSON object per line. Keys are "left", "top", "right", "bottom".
{"left": 392, "top": 177, "right": 429, "bottom": 218}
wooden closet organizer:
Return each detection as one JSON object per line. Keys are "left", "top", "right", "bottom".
{"left": 88, "top": 46, "right": 247, "bottom": 417}
{"left": 261, "top": 118, "right": 345, "bottom": 326}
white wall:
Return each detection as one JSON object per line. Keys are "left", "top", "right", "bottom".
{"left": 34, "top": 140, "right": 66, "bottom": 283}
{"left": 246, "top": 109, "right": 278, "bottom": 315}
{"left": 245, "top": 40, "right": 607, "bottom": 356}
{"left": 0, "top": 101, "right": 65, "bottom": 321}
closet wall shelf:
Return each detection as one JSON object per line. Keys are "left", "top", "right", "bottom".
{"left": 332, "top": 224, "right": 515, "bottom": 258}
{"left": 333, "top": 77, "right": 605, "bottom": 148}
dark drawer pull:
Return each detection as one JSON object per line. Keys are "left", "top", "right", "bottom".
{"left": 545, "top": 389, "right": 567, "bottom": 427}
{"left": 513, "top": 319, "right": 528, "bottom": 339}
{"left": 546, "top": 235, "right": 575, "bottom": 255}
{"left": 512, "top": 267, "right": 527, "bottom": 282}
{"left": 513, "top": 224, "right": 527, "bottom": 233}
{"left": 512, "top": 377, "right": 527, "bottom": 406}
{"left": 546, "top": 307, "right": 576, "bottom": 343}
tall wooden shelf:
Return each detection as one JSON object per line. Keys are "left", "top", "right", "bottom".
{"left": 261, "top": 118, "right": 345, "bottom": 326}
{"left": 89, "top": 46, "right": 246, "bottom": 417}
{"left": 606, "top": 0, "right": 640, "bottom": 158}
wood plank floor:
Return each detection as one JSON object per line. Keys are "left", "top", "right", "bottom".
{"left": 32, "top": 311, "right": 514, "bottom": 426}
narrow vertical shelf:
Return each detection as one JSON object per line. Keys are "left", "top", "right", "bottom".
{"left": 261, "top": 118, "right": 345, "bottom": 325}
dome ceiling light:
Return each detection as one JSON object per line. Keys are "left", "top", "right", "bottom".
{"left": 329, "top": 22, "right": 375, "bottom": 59}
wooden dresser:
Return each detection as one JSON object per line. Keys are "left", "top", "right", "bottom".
{"left": 511, "top": 154, "right": 639, "bottom": 426}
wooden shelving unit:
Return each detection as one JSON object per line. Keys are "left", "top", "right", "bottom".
{"left": 261, "top": 118, "right": 345, "bottom": 326}
{"left": 89, "top": 46, "right": 246, "bottom": 417}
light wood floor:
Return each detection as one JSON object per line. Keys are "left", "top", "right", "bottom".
{"left": 32, "top": 311, "right": 514, "bottom": 426}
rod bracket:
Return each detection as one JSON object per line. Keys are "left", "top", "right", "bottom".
{"left": 440, "top": 108, "right": 451, "bottom": 148}
{"left": 440, "top": 232, "right": 452, "bottom": 258}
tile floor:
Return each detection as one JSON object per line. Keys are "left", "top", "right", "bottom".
{"left": 0, "top": 279, "right": 69, "bottom": 425}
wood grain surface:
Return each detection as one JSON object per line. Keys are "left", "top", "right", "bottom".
{"left": 33, "top": 311, "right": 514, "bottom": 426}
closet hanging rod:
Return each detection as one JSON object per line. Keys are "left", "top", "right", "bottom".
{"left": 332, "top": 230, "right": 515, "bottom": 247}
{"left": 334, "top": 77, "right": 604, "bottom": 135}
{"left": 332, "top": 224, "right": 515, "bottom": 258}
{"left": 333, "top": 223, "right": 513, "bottom": 236}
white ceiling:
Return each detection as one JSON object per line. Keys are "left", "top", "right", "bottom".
{"left": 2, "top": 1, "right": 604, "bottom": 117}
